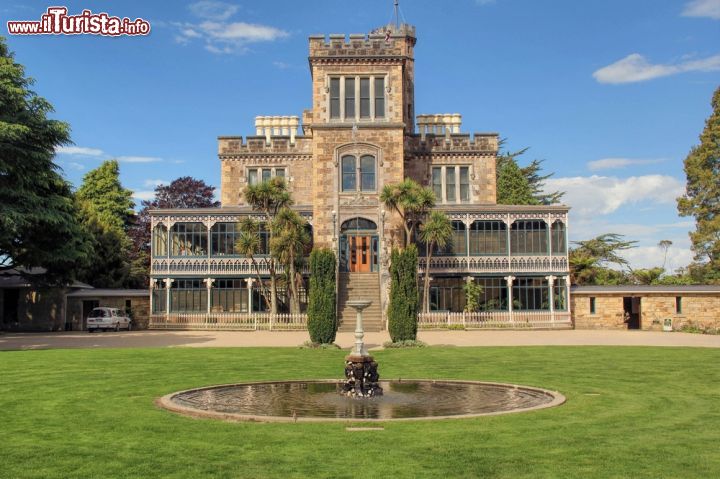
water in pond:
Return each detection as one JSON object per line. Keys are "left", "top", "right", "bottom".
{"left": 166, "top": 380, "right": 563, "bottom": 421}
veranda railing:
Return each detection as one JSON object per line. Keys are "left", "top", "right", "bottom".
{"left": 417, "top": 311, "right": 572, "bottom": 330}
{"left": 149, "top": 313, "right": 307, "bottom": 331}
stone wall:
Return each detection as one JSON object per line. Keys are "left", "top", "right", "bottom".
{"left": 0, "top": 287, "right": 66, "bottom": 332}
{"left": 572, "top": 293, "right": 720, "bottom": 331}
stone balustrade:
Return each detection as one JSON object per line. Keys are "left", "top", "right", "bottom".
{"left": 416, "top": 113, "right": 462, "bottom": 141}
{"left": 254, "top": 116, "right": 300, "bottom": 145}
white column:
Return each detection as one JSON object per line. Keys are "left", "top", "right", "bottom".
{"left": 164, "top": 278, "right": 174, "bottom": 320}
{"left": 247, "top": 278, "right": 254, "bottom": 313}
{"left": 505, "top": 275, "right": 515, "bottom": 324}
{"left": 204, "top": 278, "right": 214, "bottom": 315}
{"left": 149, "top": 279, "right": 155, "bottom": 316}
{"left": 545, "top": 275, "right": 555, "bottom": 324}
{"left": 565, "top": 275, "right": 571, "bottom": 322}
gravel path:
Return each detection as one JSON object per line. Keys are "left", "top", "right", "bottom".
{"left": 1, "top": 329, "right": 719, "bottom": 350}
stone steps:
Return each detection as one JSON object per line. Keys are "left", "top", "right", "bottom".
{"left": 337, "top": 273, "right": 383, "bottom": 332}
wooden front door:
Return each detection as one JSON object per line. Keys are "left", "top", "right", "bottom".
{"left": 349, "top": 236, "right": 372, "bottom": 273}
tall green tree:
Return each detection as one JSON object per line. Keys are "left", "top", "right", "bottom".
{"left": 307, "top": 249, "right": 337, "bottom": 344}
{"left": 75, "top": 160, "right": 135, "bottom": 287}
{"left": 380, "top": 179, "right": 436, "bottom": 247}
{"left": 387, "top": 245, "right": 419, "bottom": 342}
{"left": 569, "top": 233, "right": 637, "bottom": 285}
{"left": 76, "top": 159, "right": 134, "bottom": 231}
{"left": 271, "top": 208, "right": 311, "bottom": 314}
{"left": 496, "top": 145, "right": 563, "bottom": 205}
{"left": 418, "top": 211, "right": 452, "bottom": 313}
{"left": 0, "top": 36, "right": 92, "bottom": 285}
{"left": 677, "top": 86, "right": 720, "bottom": 283}
{"left": 243, "top": 177, "right": 292, "bottom": 314}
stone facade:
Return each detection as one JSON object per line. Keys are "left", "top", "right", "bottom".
{"left": 572, "top": 287, "right": 720, "bottom": 331}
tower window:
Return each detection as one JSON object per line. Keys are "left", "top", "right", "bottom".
{"left": 247, "top": 167, "right": 286, "bottom": 186}
{"left": 328, "top": 75, "right": 386, "bottom": 121}
{"left": 341, "top": 154, "right": 376, "bottom": 192}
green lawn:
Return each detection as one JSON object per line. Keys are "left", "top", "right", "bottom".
{"left": 1, "top": 346, "right": 719, "bottom": 478}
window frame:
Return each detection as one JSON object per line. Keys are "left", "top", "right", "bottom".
{"left": 247, "top": 167, "right": 287, "bottom": 186}
{"left": 327, "top": 74, "right": 387, "bottom": 122}
{"left": 340, "top": 154, "right": 376, "bottom": 193}
{"left": 430, "top": 165, "right": 472, "bottom": 204}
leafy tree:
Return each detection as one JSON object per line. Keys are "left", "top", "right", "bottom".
{"left": 307, "top": 249, "right": 337, "bottom": 344}
{"left": 243, "top": 177, "right": 292, "bottom": 314}
{"left": 496, "top": 158, "right": 538, "bottom": 205}
{"left": 496, "top": 145, "right": 563, "bottom": 205}
{"left": 0, "top": 36, "right": 92, "bottom": 285}
{"left": 129, "top": 177, "right": 220, "bottom": 287}
{"left": 381, "top": 179, "right": 436, "bottom": 247}
{"left": 463, "top": 280, "right": 484, "bottom": 313}
{"left": 569, "top": 234, "right": 637, "bottom": 285}
{"left": 677, "top": 86, "right": 720, "bottom": 283}
{"left": 235, "top": 218, "right": 272, "bottom": 310}
{"left": 418, "top": 211, "right": 452, "bottom": 313}
{"left": 630, "top": 267, "right": 664, "bottom": 285}
{"left": 74, "top": 160, "right": 136, "bottom": 288}
{"left": 658, "top": 239, "right": 673, "bottom": 271}
{"left": 271, "top": 208, "right": 311, "bottom": 314}
{"left": 387, "top": 245, "right": 419, "bottom": 342}
{"left": 76, "top": 159, "right": 134, "bottom": 231}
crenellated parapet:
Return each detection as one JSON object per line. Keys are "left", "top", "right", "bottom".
{"left": 218, "top": 135, "right": 313, "bottom": 159}
{"left": 405, "top": 132, "right": 499, "bottom": 156}
{"left": 308, "top": 24, "right": 416, "bottom": 62}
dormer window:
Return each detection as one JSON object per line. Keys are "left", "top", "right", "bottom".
{"left": 328, "top": 75, "right": 386, "bottom": 121}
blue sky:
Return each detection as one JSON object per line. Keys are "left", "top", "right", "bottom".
{"left": 4, "top": 0, "right": 720, "bottom": 271}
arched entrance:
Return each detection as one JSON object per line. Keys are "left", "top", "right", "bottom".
{"left": 340, "top": 217, "right": 378, "bottom": 273}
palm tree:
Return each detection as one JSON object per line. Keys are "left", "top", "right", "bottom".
{"left": 271, "top": 209, "right": 311, "bottom": 314}
{"left": 418, "top": 211, "right": 452, "bottom": 313}
{"left": 235, "top": 218, "right": 271, "bottom": 311}
{"left": 380, "top": 179, "right": 436, "bottom": 247}
{"left": 243, "top": 177, "right": 293, "bottom": 314}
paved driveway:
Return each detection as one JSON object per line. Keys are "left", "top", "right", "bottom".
{"left": 1, "top": 329, "right": 719, "bottom": 350}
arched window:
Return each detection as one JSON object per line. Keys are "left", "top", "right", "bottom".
{"left": 469, "top": 221, "right": 507, "bottom": 255}
{"left": 341, "top": 154, "right": 376, "bottom": 192}
{"left": 170, "top": 223, "right": 208, "bottom": 256}
{"left": 510, "top": 220, "right": 548, "bottom": 255}
{"left": 341, "top": 217, "right": 377, "bottom": 232}
{"left": 152, "top": 224, "right": 168, "bottom": 257}
{"left": 551, "top": 220, "right": 566, "bottom": 255}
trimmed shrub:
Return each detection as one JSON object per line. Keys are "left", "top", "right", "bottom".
{"left": 387, "top": 245, "right": 419, "bottom": 342}
{"left": 307, "top": 248, "right": 337, "bottom": 344}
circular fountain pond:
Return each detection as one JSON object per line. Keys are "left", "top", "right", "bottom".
{"left": 158, "top": 380, "right": 565, "bottom": 422}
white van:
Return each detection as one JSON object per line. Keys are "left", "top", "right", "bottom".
{"left": 87, "top": 307, "right": 132, "bottom": 332}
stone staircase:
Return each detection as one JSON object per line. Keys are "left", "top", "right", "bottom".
{"left": 337, "top": 272, "right": 384, "bottom": 332}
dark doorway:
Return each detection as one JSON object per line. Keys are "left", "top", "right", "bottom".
{"left": 623, "top": 297, "right": 641, "bottom": 330}
{"left": 3, "top": 289, "right": 20, "bottom": 325}
{"left": 82, "top": 300, "right": 99, "bottom": 330}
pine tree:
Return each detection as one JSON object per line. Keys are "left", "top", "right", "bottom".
{"left": 677, "top": 86, "right": 720, "bottom": 282}
{"left": 496, "top": 157, "right": 539, "bottom": 205}
{"left": 0, "top": 36, "right": 92, "bottom": 285}
{"left": 496, "top": 146, "right": 564, "bottom": 205}
{"left": 76, "top": 159, "right": 134, "bottom": 231}
{"left": 75, "top": 160, "right": 135, "bottom": 287}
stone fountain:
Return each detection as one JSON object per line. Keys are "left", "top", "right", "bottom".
{"left": 341, "top": 300, "right": 383, "bottom": 397}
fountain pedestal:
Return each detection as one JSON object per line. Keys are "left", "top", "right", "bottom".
{"left": 341, "top": 300, "right": 383, "bottom": 397}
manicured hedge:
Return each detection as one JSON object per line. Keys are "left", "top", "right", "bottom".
{"left": 307, "top": 248, "right": 337, "bottom": 344}
{"left": 387, "top": 245, "right": 419, "bottom": 342}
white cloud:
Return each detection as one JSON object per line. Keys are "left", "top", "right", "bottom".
{"left": 55, "top": 146, "right": 104, "bottom": 156}
{"left": 174, "top": 6, "right": 288, "bottom": 54}
{"left": 475, "top": 0, "right": 497, "bottom": 5}
{"left": 188, "top": 1, "right": 239, "bottom": 21}
{"left": 116, "top": 156, "right": 163, "bottom": 163}
{"left": 587, "top": 157, "right": 666, "bottom": 171}
{"left": 544, "top": 174, "right": 684, "bottom": 216}
{"left": 682, "top": 0, "right": 720, "bottom": 19}
{"left": 143, "top": 179, "right": 168, "bottom": 187}
{"left": 620, "top": 242, "right": 694, "bottom": 272}
{"left": 132, "top": 190, "right": 157, "bottom": 201}
{"left": 593, "top": 53, "right": 720, "bottom": 84}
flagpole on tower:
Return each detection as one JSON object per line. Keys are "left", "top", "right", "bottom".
{"left": 394, "top": 0, "right": 399, "bottom": 29}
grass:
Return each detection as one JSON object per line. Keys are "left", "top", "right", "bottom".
{"left": 1, "top": 346, "right": 719, "bottom": 478}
